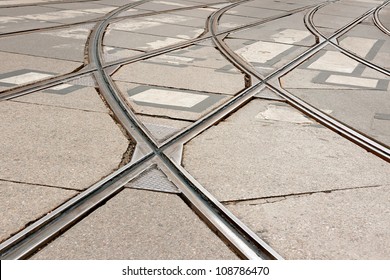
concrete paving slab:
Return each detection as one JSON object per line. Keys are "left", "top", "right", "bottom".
{"left": 0, "top": 25, "right": 93, "bottom": 62}
{"left": 313, "top": 14, "right": 355, "bottom": 35}
{"left": 182, "top": 99, "right": 390, "bottom": 202}
{"left": 317, "top": 1, "right": 372, "bottom": 18}
{"left": 285, "top": 88, "right": 390, "bottom": 146}
{"left": 280, "top": 67, "right": 389, "bottom": 90}
{"left": 115, "top": 81, "right": 230, "bottom": 121}
{"left": 103, "top": 46, "right": 143, "bottom": 62}
{"left": 242, "top": 0, "right": 312, "bottom": 12}
{"left": 130, "top": 12, "right": 208, "bottom": 28}
{"left": 0, "top": 17, "right": 59, "bottom": 34}
{"left": 0, "top": 180, "right": 78, "bottom": 243}
{"left": 226, "top": 37, "right": 309, "bottom": 76}
{"left": 281, "top": 46, "right": 389, "bottom": 91}
{"left": 0, "top": 52, "right": 82, "bottom": 91}
{"left": 218, "top": 14, "right": 260, "bottom": 30}
{"left": 226, "top": 185, "right": 390, "bottom": 259}
{"left": 227, "top": 5, "right": 283, "bottom": 20}
{"left": 0, "top": 0, "right": 58, "bottom": 6}
{"left": 134, "top": 1, "right": 192, "bottom": 12}
{"left": 104, "top": 29, "right": 185, "bottom": 51}
{"left": 31, "top": 188, "right": 238, "bottom": 259}
{"left": 41, "top": 2, "right": 116, "bottom": 13}
{"left": 109, "top": 18, "right": 204, "bottom": 40}
{"left": 147, "top": 43, "right": 241, "bottom": 72}
{"left": 170, "top": 7, "right": 217, "bottom": 19}
{"left": 14, "top": 86, "right": 108, "bottom": 113}
{"left": 0, "top": 100, "right": 128, "bottom": 190}
{"left": 307, "top": 51, "right": 360, "bottom": 73}
{"left": 0, "top": 6, "right": 60, "bottom": 16}
{"left": 113, "top": 60, "right": 245, "bottom": 95}
{"left": 18, "top": 9, "right": 103, "bottom": 24}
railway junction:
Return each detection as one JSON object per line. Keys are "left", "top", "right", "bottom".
{"left": 0, "top": 0, "right": 389, "bottom": 260}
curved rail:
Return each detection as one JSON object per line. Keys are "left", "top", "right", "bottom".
{"left": 211, "top": 2, "right": 390, "bottom": 161}
{"left": 373, "top": 1, "right": 390, "bottom": 36}
{"left": 1, "top": 0, "right": 283, "bottom": 260}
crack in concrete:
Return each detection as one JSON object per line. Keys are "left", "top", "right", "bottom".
{"left": 0, "top": 178, "right": 79, "bottom": 192}
{"left": 222, "top": 184, "right": 385, "bottom": 206}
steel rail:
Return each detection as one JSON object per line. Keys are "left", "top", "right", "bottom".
{"left": 0, "top": 155, "right": 154, "bottom": 259}
{"left": 0, "top": 0, "right": 283, "bottom": 260}
{"left": 209, "top": 1, "right": 390, "bottom": 161}
{"left": 373, "top": 0, "right": 390, "bottom": 36}
{"left": 89, "top": 0, "right": 283, "bottom": 260}
{"left": 0, "top": 1, "right": 227, "bottom": 38}
{"left": 0, "top": 0, "right": 154, "bottom": 260}
{"left": 0, "top": 1, "right": 324, "bottom": 101}
{"left": 303, "top": 2, "right": 390, "bottom": 77}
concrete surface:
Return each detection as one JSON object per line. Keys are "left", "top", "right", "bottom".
{"left": 0, "top": 97, "right": 128, "bottom": 190}
{"left": 32, "top": 188, "right": 238, "bottom": 260}
{"left": 183, "top": 99, "right": 390, "bottom": 201}
{"left": 226, "top": 185, "right": 390, "bottom": 259}
{"left": 0, "top": 180, "right": 77, "bottom": 242}
{"left": 1, "top": 0, "right": 389, "bottom": 261}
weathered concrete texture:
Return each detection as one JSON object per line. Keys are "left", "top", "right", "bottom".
{"left": 103, "top": 46, "right": 143, "bottom": 62}
{"left": 0, "top": 100, "right": 128, "bottom": 190}
{"left": 0, "top": 52, "right": 82, "bottom": 90}
{"left": 226, "top": 37, "right": 309, "bottom": 77}
{"left": 287, "top": 88, "right": 390, "bottom": 146}
{"left": 113, "top": 60, "right": 245, "bottom": 95}
{"left": 0, "top": 26, "right": 93, "bottom": 62}
{"left": 104, "top": 29, "right": 186, "bottom": 52}
{"left": 243, "top": 0, "right": 317, "bottom": 11}
{"left": 182, "top": 99, "right": 390, "bottom": 202}
{"left": 115, "top": 81, "right": 230, "bottom": 121}
{"left": 226, "top": 185, "right": 390, "bottom": 259}
{"left": 147, "top": 43, "right": 241, "bottom": 72}
{"left": 338, "top": 22, "right": 390, "bottom": 71}
{"left": 108, "top": 17, "right": 205, "bottom": 40}
{"left": 32, "top": 188, "right": 238, "bottom": 260}
{"left": 14, "top": 86, "right": 108, "bottom": 113}
{"left": 227, "top": 12, "right": 315, "bottom": 47}
{"left": 0, "top": 180, "right": 77, "bottom": 242}
{"left": 0, "top": 17, "right": 59, "bottom": 34}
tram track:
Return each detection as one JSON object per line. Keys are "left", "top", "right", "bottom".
{"left": 2, "top": 0, "right": 389, "bottom": 261}
{"left": 0, "top": 0, "right": 283, "bottom": 260}
{"left": 209, "top": 0, "right": 390, "bottom": 161}
{"left": 0, "top": 0, "right": 322, "bottom": 101}
{"left": 373, "top": 0, "right": 390, "bottom": 36}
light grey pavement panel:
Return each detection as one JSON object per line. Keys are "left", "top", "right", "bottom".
{"left": 32, "top": 188, "right": 239, "bottom": 260}
{"left": 338, "top": 21, "right": 390, "bottom": 71}
{"left": 227, "top": 185, "right": 390, "bottom": 259}
{"left": 183, "top": 99, "right": 390, "bottom": 201}
{"left": 0, "top": 52, "right": 82, "bottom": 92}
{"left": 0, "top": 98, "right": 128, "bottom": 190}
{"left": 1, "top": 0, "right": 389, "bottom": 261}
{"left": 0, "top": 25, "right": 94, "bottom": 62}
{"left": 227, "top": 12, "right": 316, "bottom": 47}
{"left": 112, "top": 60, "right": 245, "bottom": 95}
{"left": 0, "top": 181, "right": 78, "bottom": 243}
{"left": 183, "top": 99, "right": 390, "bottom": 259}
{"left": 280, "top": 45, "right": 390, "bottom": 145}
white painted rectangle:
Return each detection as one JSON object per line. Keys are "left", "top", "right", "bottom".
{"left": 130, "top": 89, "right": 208, "bottom": 108}
{"left": 0, "top": 72, "right": 53, "bottom": 85}
{"left": 307, "top": 51, "right": 359, "bottom": 73}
